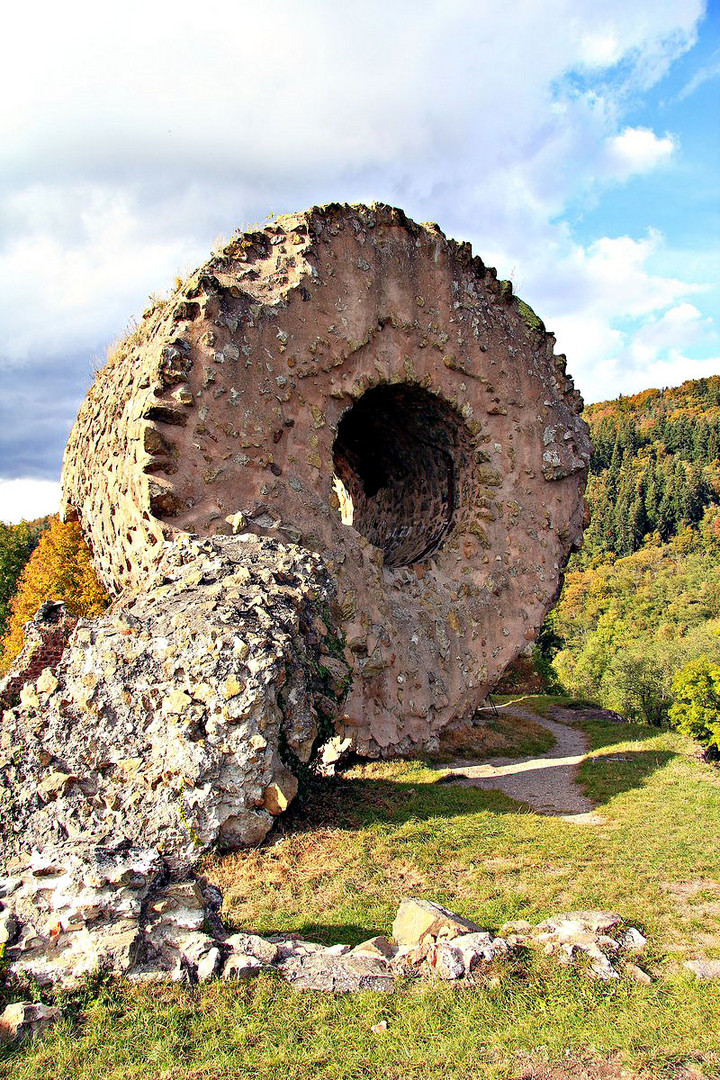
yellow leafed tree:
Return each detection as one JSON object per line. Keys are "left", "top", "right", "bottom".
{"left": 0, "top": 517, "right": 110, "bottom": 673}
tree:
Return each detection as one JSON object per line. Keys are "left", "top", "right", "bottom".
{"left": 629, "top": 496, "right": 648, "bottom": 552}
{"left": 669, "top": 656, "right": 720, "bottom": 758}
{"left": 601, "top": 650, "right": 672, "bottom": 727}
{"left": 0, "top": 517, "right": 110, "bottom": 672}
{"left": 0, "top": 519, "right": 48, "bottom": 636}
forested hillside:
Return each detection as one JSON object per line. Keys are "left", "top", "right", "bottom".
{"left": 581, "top": 376, "right": 720, "bottom": 560}
{"left": 549, "top": 376, "right": 720, "bottom": 754}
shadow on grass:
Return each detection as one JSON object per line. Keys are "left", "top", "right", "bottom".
{"left": 269, "top": 920, "right": 375, "bottom": 947}
{"left": 287, "top": 773, "right": 520, "bottom": 834}
{"left": 579, "top": 748, "right": 677, "bottom": 804}
{"left": 283, "top": 739, "right": 677, "bottom": 836}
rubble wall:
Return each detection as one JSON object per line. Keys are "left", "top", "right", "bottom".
{"left": 0, "top": 535, "right": 350, "bottom": 871}
{"left": 61, "top": 202, "right": 591, "bottom": 755}
{"left": 0, "top": 604, "right": 77, "bottom": 713}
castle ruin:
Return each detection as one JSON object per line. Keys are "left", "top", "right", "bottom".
{"left": 1, "top": 203, "right": 590, "bottom": 872}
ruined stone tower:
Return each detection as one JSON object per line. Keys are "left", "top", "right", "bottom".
{"left": 61, "top": 203, "right": 590, "bottom": 757}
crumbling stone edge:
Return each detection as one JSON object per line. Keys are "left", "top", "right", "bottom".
{"left": 0, "top": 844, "right": 659, "bottom": 1045}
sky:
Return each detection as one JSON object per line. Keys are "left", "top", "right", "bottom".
{"left": 1, "top": 0, "right": 718, "bottom": 522}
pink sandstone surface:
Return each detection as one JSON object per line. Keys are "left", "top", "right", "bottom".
{"left": 60, "top": 202, "right": 591, "bottom": 756}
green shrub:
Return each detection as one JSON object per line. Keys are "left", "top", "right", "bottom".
{"left": 669, "top": 656, "right": 720, "bottom": 757}
{"left": 600, "top": 650, "right": 672, "bottom": 727}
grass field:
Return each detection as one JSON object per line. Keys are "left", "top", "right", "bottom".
{"left": 2, "top": 698, "right": 719, "bottom": 1080}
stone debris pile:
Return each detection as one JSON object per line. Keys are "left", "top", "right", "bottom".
{"left": 501, "top": 909, "right": 649, "bottom": 982}
{"left": 0, "top": 534, "right": 351, "bottom": 872}
{"left": 0, "top": 851, "right": 651, "bottom": 995}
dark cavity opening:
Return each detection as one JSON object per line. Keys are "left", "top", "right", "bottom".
{"left": 332, "top": 383, "right": 465, "bottom": 567}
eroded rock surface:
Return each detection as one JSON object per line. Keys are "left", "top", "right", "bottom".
{"left": 61, "top": 202, "right": 590, "bottom": 755}
{"left": 0, "top": 854, "right": 649, "bottom": 992}
{"left": 0, "top": 1001, "right": 61, "bottom": 1046}
{"left": 0, "top": 534, "right": 350, "bottom": 871}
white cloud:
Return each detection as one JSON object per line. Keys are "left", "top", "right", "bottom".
{"left": 630, "top": 302, "right": 712, "bottom": 363}
{"left": 579, "top": 29, "right": 624, "bottom": 68}
{"left": 0, "top": 480, "right": 61, "bottom": 524}
{"left": 676, "top": 49, "right": 720, "bottom": 100}
{"left": 0, "top": 0, "right": 712, "bottom": 474}
{"left": 498, "top": 228, "right": 716, "bottom": 405}
{"left": 0, "top": 187, "right": 201, "bottom": 364}
{"left": 602, "top": 127, "right": 676, "bottom": 180}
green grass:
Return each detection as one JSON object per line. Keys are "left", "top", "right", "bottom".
{"left": 3, "top": 701, "right": 720, "bottom": 1080}
{"left": 4, "top": 973, "right": 719, "bottom": 1080}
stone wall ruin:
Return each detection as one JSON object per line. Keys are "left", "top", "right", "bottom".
{"left": 60, "top": 202, "right": 590, "bottom": 758}
{"left": 1, "top": 203, "right": 590, "bottom": 876}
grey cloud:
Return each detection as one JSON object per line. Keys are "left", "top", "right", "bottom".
{"left": 0, "top": 353, "right": 92, "bottom": 480}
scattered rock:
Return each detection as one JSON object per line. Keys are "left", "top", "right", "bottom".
{"left": 620, "top": 927, "right": 647, "bottom": 952}
{"left": 196, "top": 946, "right": 222, "bottom": 981}
{"left": 427, "top": 942, "right": 466, "bottom": 980}
{"left": 225, "top": 932, "right": 278, "bottom": 965}
{"left": 451, "top": 931, "right": 509, "bottom": 970}
{"left": 0, "top": 1002, "right": 61, "bottom": 1046}
{"left": 0, "top": 907, "right": 18, "bottom": 945}
{"left": 317, "top": 736, "right": 354, "bottom": 777}
{"left": 525, "top": 910, "right": 650, "bottom": 982}
{"left": 280, "top": 951, "right": 394, "bottom": 993}
{"left": 625, "top": 962, "right": 652, "bottom": 984}
{"left": 222, "top": 953, "right": 264, "bottom": 981}
{"left": 0, "top": 860, "right": 654, "bottom": 993}
{"left": 392, "top": 898, "right": 483, "bottom": 946}
{"left": 262, "top": 771, "right": 299, "bottom": 816}
{"left": 535, "top": 911, "right": 622, "bottom": 936}
{"left": 352, "top": 935, "right": 397, "bottom": 959}
{"left": 685, "top": 959, "right": 720, "bottom": 980}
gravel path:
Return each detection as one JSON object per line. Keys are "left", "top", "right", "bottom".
{"left": 441, "top": 706, "right": 605, "bottom": 824}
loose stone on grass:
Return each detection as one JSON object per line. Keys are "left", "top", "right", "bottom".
{"left": 392, "top": 898, "right": 484, "bottom": 946}
{"left": 0, "top": 1002, "right": 62, "bottom": 1047}
{"left": 685, "top": 959, "right": 720, "bottom": 979}
{"left": 0, "top": 862, "right": 650, "bottom": 993}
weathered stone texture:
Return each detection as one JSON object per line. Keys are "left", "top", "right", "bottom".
{"left": 61, "top": 203, "right": 590, "bottom": 755}
{"left": 0, "top": 854, "right": 649, "bottom": 991}
{"left": 0, "top": 1001, "right": 61, "bottom": 1046}
{"left": 0, "top": 534, "right": 349, "bottom": 871}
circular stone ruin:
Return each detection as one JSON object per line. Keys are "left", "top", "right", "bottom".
{"left": 61, "top": 202, "right": 591, "bottom": 756}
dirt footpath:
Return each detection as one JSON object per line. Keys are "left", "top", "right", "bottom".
{"left": 441, "top": 706, "right": 605, "bottom": 824}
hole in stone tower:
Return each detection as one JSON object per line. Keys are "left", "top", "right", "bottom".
{"left": 332, "top": 383, "right": 467, "bottom": 567}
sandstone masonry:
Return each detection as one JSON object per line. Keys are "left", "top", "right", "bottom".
{"left": 60, "top": 202, "right": 590, "bottom": 756}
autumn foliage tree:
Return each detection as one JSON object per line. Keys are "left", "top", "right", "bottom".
{"left": 0, "top": 517, "right": 110, "bottom": 673}
{"left": 0, "top": 518, "right": 49, "bottom": 636}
